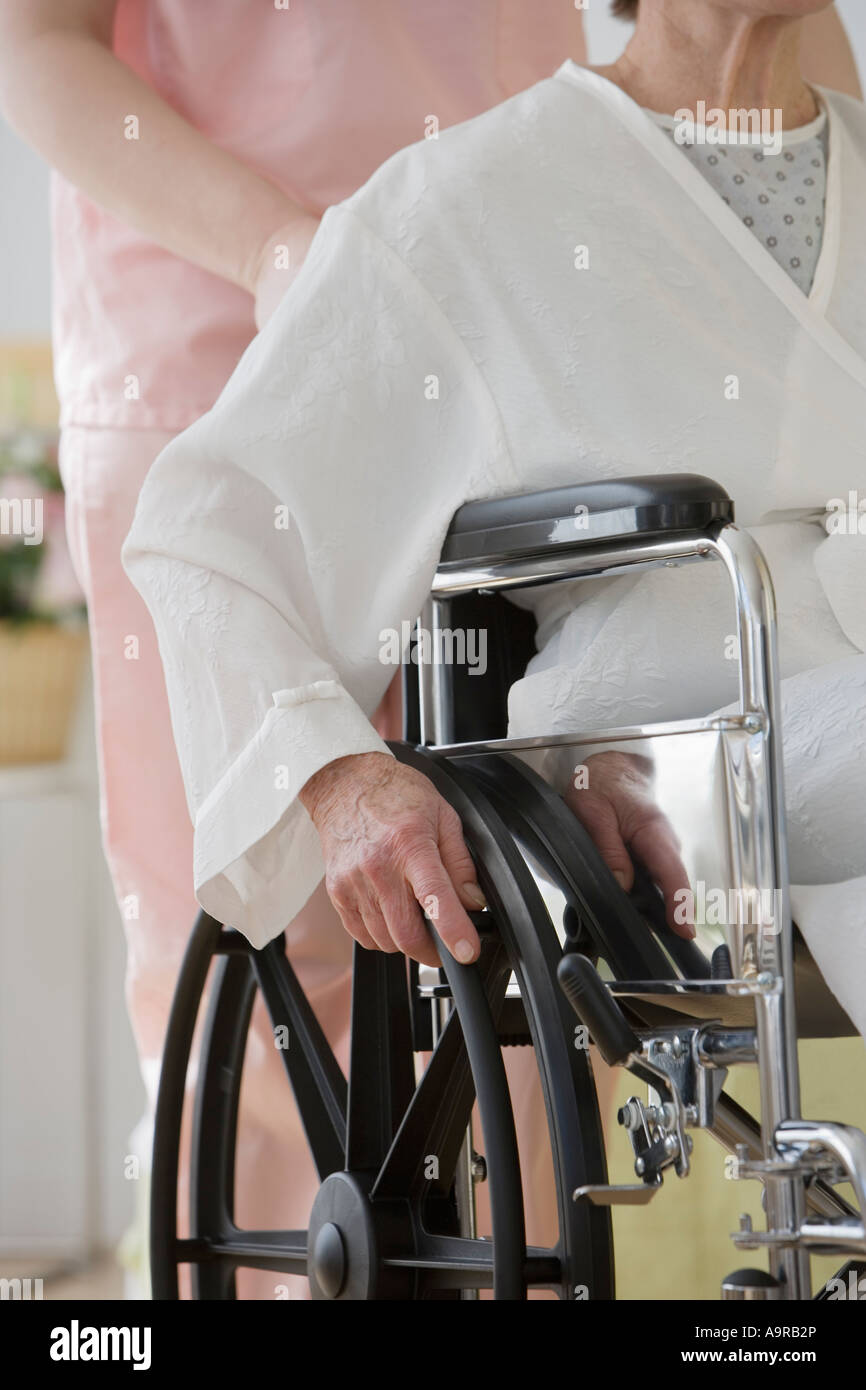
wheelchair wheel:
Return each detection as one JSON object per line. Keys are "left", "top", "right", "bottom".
{"left": 151, "top": 745, "right": 615, "bottom": 1300}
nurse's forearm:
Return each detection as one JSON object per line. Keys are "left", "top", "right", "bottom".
{"left": 0, "top": 7, "right": 304, "bottom": 293}
{"left": 802, "top": 5, "right": 862, "bottom": 99}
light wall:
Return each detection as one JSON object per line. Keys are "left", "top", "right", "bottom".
{"left": 0, "top": 117, "right": 51, "bottom": 336}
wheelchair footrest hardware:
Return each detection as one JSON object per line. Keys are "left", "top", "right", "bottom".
{"left": 721, "top": 1268, "right": 781, "bottom": 1300}
{"left": 774, "top": 1120, "right": 866, "bottom": 1220}
{"left": 558, "top": 952, "right": 766, "bottom": 1185}
{"left": 797, "top": 1222, "right": 866, "bottom": 1254}
{"left": 617, "top": 1091, "right": 693, "bottom": 1184}
{"left": 573, "top": 1182, "right": 661, "bottom": 1207}
{"left": 727, "top": 1122, "right": 866, "bottom": 1259}
{"left": 732, "top": 1221, "right": 866, "bottom": 1254}
{"left": 727, "top": 1142, "right": 845, "bottom": 1188}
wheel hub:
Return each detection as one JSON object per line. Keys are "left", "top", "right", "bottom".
{"left": 311, "top": 1223, "right": 346, "bottom": 1299}
{"left": 307, "top": 1172, "right": 411, "bottom": 1300}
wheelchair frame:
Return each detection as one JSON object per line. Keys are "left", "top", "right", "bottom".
{"left": 150, "top": 474, "right": 866, "bottom": 1301}
{"left": 419, "top": 500, "right": 866, "bottom": 1300}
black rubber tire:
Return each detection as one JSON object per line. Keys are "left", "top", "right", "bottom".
{"left": 150, "top": 746, "right": 618, "bottom": 1299}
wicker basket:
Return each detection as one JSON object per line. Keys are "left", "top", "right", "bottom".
{"left": 0, "top": 621, "right": 88, "bottom": 764}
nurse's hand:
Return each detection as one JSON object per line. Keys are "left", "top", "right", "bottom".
{"left": 252, "top": 213, "right": 321, "bottom": 329}
{"left": 564, "top": 750, "right": 694, "bottom": 939}
{"left": 300, "top": 752, "right": 485, "bottom": 969}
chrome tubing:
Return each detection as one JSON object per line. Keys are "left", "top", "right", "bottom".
{"left": 418, "top": 597, "right": 456, "bottom": 746}
{"left": 426, "top": 519, "right": 810, "bottom": 1295}
{"left": 707, "top": 525, "right": 808, "bottom": 1298}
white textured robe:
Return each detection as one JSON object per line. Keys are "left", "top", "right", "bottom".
{"left": 123, "top": 63, "right": 866, "bottom": 1029}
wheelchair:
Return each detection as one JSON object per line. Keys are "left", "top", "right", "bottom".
{"left": 150, "top": 473, "right": 866, "bottom": 1301}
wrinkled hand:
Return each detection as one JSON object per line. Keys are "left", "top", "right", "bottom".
{"left": 300, "top": 752, "right": 485, "bottom": 967}
{"left": 564, "top": 750, "right": 693, "bottom": 938}
{"left": 252, "top": 213, "right": 321, "bottom": 329}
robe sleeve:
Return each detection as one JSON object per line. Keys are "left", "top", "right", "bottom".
{"left": 122, "top": 204, "right": 513, "bottom": 948}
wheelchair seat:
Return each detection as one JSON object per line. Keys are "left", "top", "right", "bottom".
{"left": 612, "top": 929, "right": 857, "bottom": 1039}
{"left": 440, "top": 474, "right": 734, "bottom": 565}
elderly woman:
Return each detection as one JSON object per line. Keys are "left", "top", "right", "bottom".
{"left": 125, "top": 0, "right": 866, "bottom": 1054}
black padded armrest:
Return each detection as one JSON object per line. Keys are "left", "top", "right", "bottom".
{"left": 441, "top": 474, "right": 733, "bottom": 566}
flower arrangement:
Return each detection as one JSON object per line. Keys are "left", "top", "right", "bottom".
{"left": 0, "top": 430, "right": 85, "bottom": 624}
{"left": 0, "top": 427, "right": 87, "bottom": 763}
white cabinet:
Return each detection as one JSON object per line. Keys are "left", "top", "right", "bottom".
{"left": 0, "top": 668, "right": 144, "bottom": 1260}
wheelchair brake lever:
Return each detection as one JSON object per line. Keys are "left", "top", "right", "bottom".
{"left": 556, "top": 952, "right": 678, "bottom": 1111}
{"left": 557, "top": 953, "right": 640, "bottom": 1067}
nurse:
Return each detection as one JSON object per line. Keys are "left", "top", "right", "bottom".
{"left": 0, "top": 0, "right": 586, "bottom": 1295}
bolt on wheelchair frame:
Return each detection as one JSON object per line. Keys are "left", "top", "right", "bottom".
{"left": 150, "top": 475, "right": 866, "bottom": 1300}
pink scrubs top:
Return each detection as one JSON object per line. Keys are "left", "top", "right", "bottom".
{"left": 51, "top": 0, "right": 584, "bottom": 433}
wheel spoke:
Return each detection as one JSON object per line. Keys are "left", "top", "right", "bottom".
{"left": 391, "top": 744, "right": 615, "bottom": 1300}
{"left": 346, "top": 946, "right": 416, "bottom": 1171}
{"left": 177, "top": 1230, "right": 307, "bottom": 1277}
{"left": 453, "top": 753, "right": 616, "bottom": 1298}
{"left": 432, "top": 923, "right": 526, "bottom": 1300}
{"left": 156, "top": 738, "right": 620, "bottom": 1301}
{"left": 386, "top": 1234, "right": 494, "bottom": 1290}
{"left": 370, "top": 1010, "right": 469, "bottom": 1200}
{"left": 371, "top": 935, "right": 510, "bottom": 1201}
{"left": 251, "top": 937, "right": 347, "bottom": 1180}
{"left": 385, "top": 1237, "right": 561, "bottom": 1293}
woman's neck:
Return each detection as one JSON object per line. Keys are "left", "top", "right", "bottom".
{"left": 593, "top": 3, "right": 819, "bottom": 128}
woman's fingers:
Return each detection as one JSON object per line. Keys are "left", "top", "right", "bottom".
{"left": 334, "top": 843, "right": 478, "bottom": 968}
{"left": 630, "top": 818, "right": 694, "bottom": 938}
{"left": 569, "top": 792, "right": 635, "bottom": 894}
{"left": 437, "top": 807, "right": 487, "bottom": 912}
{"left": 307, "top": 754, "right": 482, "bottom": 966}
{"left": 358, "top": 897, "right": 401, "bottom": 954}
{"left": 566, "top": 753, "right": 693, "bottom": 937}
{"left": 404, "top": 845, "right": 481, "bottom": 965}
{"left": 330, "top": 896, "right": 379, "bottom": 954}
{"left": 379, "top": 882, "right": 442, "bottom": 968}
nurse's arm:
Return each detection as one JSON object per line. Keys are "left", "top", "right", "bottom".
{"left": 0, "top": 0, "right": 314, "bottom": 304}
{"left": 802, "top": 5, "right": 863, "bottom": 99}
